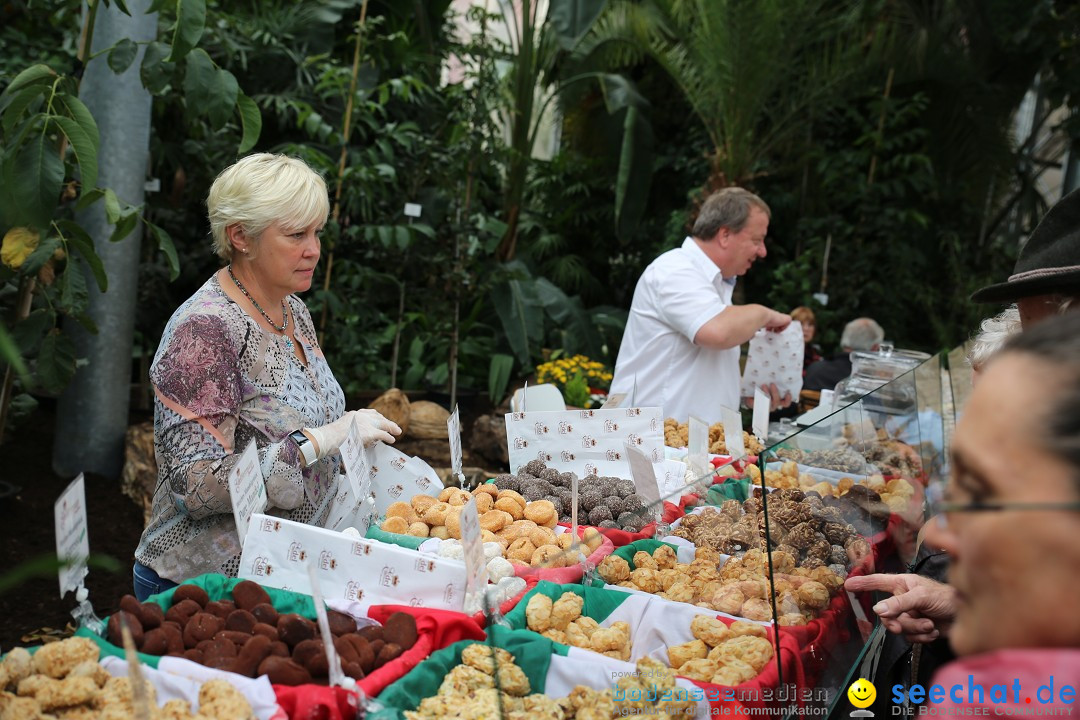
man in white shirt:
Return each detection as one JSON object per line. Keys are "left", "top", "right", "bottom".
{"left": 610, "top": 188, "right": 791, "bottom": 422}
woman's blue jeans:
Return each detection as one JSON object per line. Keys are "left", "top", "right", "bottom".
{"left": 133, "top": 561, "right": 178, "bottom": 601}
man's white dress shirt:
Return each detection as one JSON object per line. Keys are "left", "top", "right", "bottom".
{"left": 610, "top": 237, "right": 740, "bottom": 422}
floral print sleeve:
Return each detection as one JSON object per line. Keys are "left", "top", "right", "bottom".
{"left": 135, "top": 276, "right": 346, "bottom": 581}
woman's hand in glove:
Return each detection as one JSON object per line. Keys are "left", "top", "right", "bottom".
{"left": 306, "top": 409, "right": 402, "bottom": 459}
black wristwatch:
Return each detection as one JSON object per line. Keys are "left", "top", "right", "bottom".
{"left": 290, "top": 430, "right": 317, "bottom": 468}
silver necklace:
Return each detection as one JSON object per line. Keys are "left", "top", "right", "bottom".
{"left": 227, "top": 266, "right": 294, "bottom": 352}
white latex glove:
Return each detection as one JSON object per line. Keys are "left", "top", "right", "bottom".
{"left": 306, "top": 409, "right": 402, "bottom": 459}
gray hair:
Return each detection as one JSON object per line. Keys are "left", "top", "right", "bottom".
{"left": 691, "top": 187, "right": 771, "bottom": 240}
{"left": 841, "top": 318, "right": 885, "bottom": 351}
{"left": 966, "top": 305, "right": 1022, "bottom": 372}
{"left": 207, "top": 153, "right": 329, "bottom": 261}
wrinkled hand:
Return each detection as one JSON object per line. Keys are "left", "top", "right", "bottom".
{"left": 306, "top": 409, "right": 402, "bottom": 459}
{"left": 762, "top": 383, "right": 793, "bottom": 412}
{"left": 764, "top": 310, "right": 792, "bottom": 332}
{"left": 844, "top": 573, "right": 957, "bottom": 643}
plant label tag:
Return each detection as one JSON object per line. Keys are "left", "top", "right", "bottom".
{"left": 447, "top": 404, "right": 463, "bottom": 478}
{"left": 231, "top": 440, "right": 267, "bottom": 544}
{"left": 625, "top": 442, "right": 661, "bottom": 516}
{"left": 720, "top": 406, "right": 746, "bottom": 459}
{"left": 688, "top": 415, "right": 708, "bottom": 479}
{"left": 404, "top": 202, "right": 422, "bottom": 218}
{"left": 752, "top": 387, "right": 770, "bottom": 445}
{"left": 54, "top": 473, "right": 89, "bottom": 599}
{"left": 307, "top": 564, "right": 348, "bottom": 688}
{"left": 459, "top": 498, "right": 488, "bottom": 610}
{"left": 339, "top": 418, "right": 368, "bottom": 501}
{"left": 601, "top": 393, "right": 626, "bottom": 409}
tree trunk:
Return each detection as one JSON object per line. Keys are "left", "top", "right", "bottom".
{"left": 53, "top": 0, "right": 157, "bottom": 479}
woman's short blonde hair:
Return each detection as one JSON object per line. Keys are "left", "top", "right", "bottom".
{"left": 790, "top": 306, "right": 815, "bottom": 326}
{"left": 207, "top": 153, "right": 329, "bottom": 261}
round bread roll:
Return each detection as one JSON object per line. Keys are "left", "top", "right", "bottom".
{"left": 581, "top": 527, "right": 604, "bottom": 553}
{"left": 479, "top": 509, "right": 511, "bottom": 533}
{"left": 446, "top": 489, "right": 471, "bottom": 506}
{"left": 422, "top": 502, "right": 451, "bottom": 526}
{"left": 473, "top": 484, "right": 499, "bottom": 498}
{"left": 430, "top": 526, "right": 450, "bottom": 540}
{"left": 474, "top": 493, "right": 494, "bottom": 513}
{"left": 494, "top": 497, "right": 524, "bottom": 520}
{"left": 411, "top": 494, "right": 438, "bottom": 515}
{"left": 524, "top": 500, "right": 556, "bottom": 527}
{"left": 527, "top": 526, "right": 557, "bottom": 549}
{"left": 445, "top": 508, "right": 463, "bottom": 539}
{"left": 438, "top": 487, "right": 456, "bottom": 502}
{"left": 530, "top": 544, "right": 564, "bottom": 568}
{"left": 381, "top": 516, "right": 409, "bottom": 534}
{"left": 496, "top": 490, "right": 527, "bottom": 512}
{"left": 506, "top": 538, "right": 536, "bottom": 563}
{"left": 386, "top": 501, "right": 416, "bottom": 523}
{"left": 407, "top": 522, "right": 430, "bottom": 537}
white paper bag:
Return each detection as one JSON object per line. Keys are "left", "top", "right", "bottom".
{"left": 238, "top": 514, "right": 466, "bottom": 613}
{"left": 503, "top": 407, "right": 666, "bottom": 481}
{"left": 365, "top": 442, "right": 442, "bottom": 515}
{"left": 740, "top": 323, "right": 805, "bottom": 399}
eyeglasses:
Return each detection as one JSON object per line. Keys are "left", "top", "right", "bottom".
{"left": 934, "top": 500, "right": 1080, "bottom": 528}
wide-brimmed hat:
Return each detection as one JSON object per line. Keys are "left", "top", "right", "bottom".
{"left": 972, "top": 188, "right": 1080, "bottom": 303}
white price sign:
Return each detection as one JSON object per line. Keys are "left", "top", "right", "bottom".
{"left": 339, "top": 418, "right": 369, "bottom": 502}
{"left": 459, "top": 498, "right": 488, "bottom": 606}
{"left": 625, "top": 442, "right": 661, "bottom": 513}
{"left": 688, "top": 415, "right": 708, "bottom": 478}
{"left": 752, "top": 387, "right": 771, "bottom": 445}
{"left": 230, "top": 440, "right": 267, "bottom": 543}
{"left": 720, "top": 406, "right": 746, "bottom": 459}
{"left": 54, "top": 473, "right": 89, "bottom": 598}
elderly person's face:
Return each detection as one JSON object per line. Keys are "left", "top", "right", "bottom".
{"left": 925, "top": 353, "right": 1080, "bottom": 656}
{"left": 716, "top": 207, "right": 769, "bottom": 277}
{"left": 239, "top": 220, "right": 322, "bottom": 296}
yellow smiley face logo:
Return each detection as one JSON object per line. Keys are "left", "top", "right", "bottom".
{"left": 848, "top": 678, "right": 876, "bottom": 709}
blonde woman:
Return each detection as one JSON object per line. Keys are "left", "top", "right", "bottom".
{"left": 133, "top": 154, "right": 400, "bottom": 599}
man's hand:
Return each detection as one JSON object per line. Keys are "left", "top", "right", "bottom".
{"left": 764, "top": 310, "right": 791, "bottom": 332}
{"left": 762, "top": 383, "right": 793, "bottom": 412}
{"left": 844, "top": 573, "right": 957, "bottom": 643}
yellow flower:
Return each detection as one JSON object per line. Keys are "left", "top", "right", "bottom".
{"left": 2, "top": 227, "right": 39, "bottom": 269}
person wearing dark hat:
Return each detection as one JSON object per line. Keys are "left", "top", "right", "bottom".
{"left": 971, "top": 187, "right": 1080, "bottom": 327}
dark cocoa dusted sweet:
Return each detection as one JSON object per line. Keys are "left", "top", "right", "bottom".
{"left": 252, "top": 623, "right": 279, "bottom": 641}
{"left": 182, "top": 612, "right": 224, "bottom": 649}
{"left": 251, "top": 603, "right": 279, "bottom": 627}
{"left": 201, "top": 638, "right": 237, "bottom": 670}
{"left": 268, "top": 641, "right": 290, "bottom": 658}
{"left": 258, "top": 656, "right": 313, "bottom": 685}
{"left": 141, "top": 628, "right": 170, "bottom": 655}
{"left": 172, "top": 584, "right": 210, "bottom": 609}
{"left": 277, "top": 613, "right": 316, "bottom": 648}
{"left": 119, "top": 595, "right": 143, "bottom": 619}
{"left": 291, "top": 638, "right": 325, "bottom": 669}
{"left": 334, "top": 636, "right": 360, "bottom": 667}
{"left": 213, "top": 630, "right": 253, "bottom": 646}
{"left": 356, "top": 625, "right": 383, "bottom": 642}
{"left": 232, "top": 579, "right": 272, "bottom": 611}
{"left": 382, "top": 612, "right": 418, "bottom": 651}
{"left": 139, "top": 602, "right": 164, "bottom": 630}
{"left": 183, "top": 648, "right": 204, "bottom": 664}
{"left": 231, "top": 634, "right": 273, "bottom": 678}
{"left": 164, "top": 598, "right": 202, "bottom": 627}
{"left": 326, "top": 609, "right": 356, "bottom": 636}
{"left": 375, "top": 642, "right": 403, "bottom": 666}
{"left": 342, "top": 635, "right": 375, "bottom": 674}
{"left": 204, "top": 600, "right": 236, "bottom": 620}
{"left": 106, "top": 610, "right": 144, "bottom": 649}
{"left": 225, "top": 609, "right": 257, "bottom": 634}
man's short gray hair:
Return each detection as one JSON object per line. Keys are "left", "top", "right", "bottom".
{"left": 692, "top": 187, "right": 771, "bottom": 240}
{"left": 966, "top": 306, "right": 1022, "bottom": 372}
{"left": 841, "top": 318, "right": 885, "bottom": 351}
